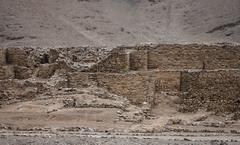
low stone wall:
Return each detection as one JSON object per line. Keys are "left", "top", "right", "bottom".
{"left": 0, "top": 80, "right": 48, "bottom": 105}
{"left": 179, "top": 70, "right": 240, "bottom": 117}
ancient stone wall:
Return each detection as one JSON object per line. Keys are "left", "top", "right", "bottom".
{"left": 0, "top": 66, "right": 14, "bottom": 80}
{"left": 68, "top": 72, "right": 90, "bottom": 88}
{"left": 151, "top": 71, "right": 180, "bottom": 93}
{"left": 0, "top": 80, "right": 48, "bottom": 105}
{"left": 14, "top": 66, "right": 32, "bottom": 80}
{"left": 93, "top": 72, "right": 151, "bottom": 105}
{"left": 129, "top": 50, "right": 148, "bottom": 71}
{"left": 6, "top": 48, "right": 29, "bottom": 66}
{"left": 90, "top": 71, "right": 181, "bottom": 105}
{"left": 0, "top": 48, "right": 6, "bottom": 65}
{"left": 179, "top": 70, "right": 240, "bottom": 116}
{"left": 1, "top": 45, "right": 240, "bottom": 116}
{"left": 147, "top": 44, "right": 240, "bottom": 70}
{"left": 36, "top": 63, "right": 59, "bottom": 79}
{"left": 89, "top": 48, "right": 129, "bottom": 73}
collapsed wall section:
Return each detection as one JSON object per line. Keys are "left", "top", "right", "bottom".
{"left": 89, "top": 48, "right": 129, "bottom": 73}
{"left": 0, "top": 80, "right": 48, "bottom": 105}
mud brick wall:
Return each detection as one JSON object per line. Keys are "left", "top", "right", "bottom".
{"left": 180, "top": 70, "right": 240, "bottom": 115}
{"left": 0, "top": 48, "right": 6, "bottom": 65}
{"left": 129, "top": 50, "right": 148, "bottom": 71}
{"left": 147, "top": 44, "right": 240, "bottom": 70}
{"left": 89, "top": 48, "right": 129, "bottom": 73}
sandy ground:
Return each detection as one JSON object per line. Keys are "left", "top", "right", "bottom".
{"left": 0, "top": 0, "right": 239, "bottom": 47}
{"left": 0, "top": 91, "right": 240, "bottom": 145}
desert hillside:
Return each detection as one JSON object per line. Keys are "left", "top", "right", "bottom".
{"left": 0, "top": 0, "right": 239, "bottom": 47}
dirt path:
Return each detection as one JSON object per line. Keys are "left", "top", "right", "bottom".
{"left": 0, "top": 130, "right": 240, "bottom": 145}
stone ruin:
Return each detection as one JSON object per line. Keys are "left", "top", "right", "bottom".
{"left": 0, "top": 44, "right": 240, "bottom": 119}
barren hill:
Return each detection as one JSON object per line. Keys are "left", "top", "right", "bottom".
{"left": 0, "top": 0, "right": 239, "bottom": 47}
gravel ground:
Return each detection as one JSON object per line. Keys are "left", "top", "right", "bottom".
{"left": 1, "top": 135, "right": 239, "bottom": 145}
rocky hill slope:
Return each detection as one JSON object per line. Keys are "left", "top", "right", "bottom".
{"left": 0, "top": 0, "right": 239, "bottom": 47}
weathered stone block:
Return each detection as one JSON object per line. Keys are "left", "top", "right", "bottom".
{"left": 49, "top": 49, "right": 59, "bottom": 63}
{"left": 151, "top": 71, "right": 181, "bottom": 93}
{"left": 14, "top": 66, "right": 32, "bottom": 79}
{"left": 6, "top": 48, "right": 28, "bottom": 66}
{"left": 147, "top": 44, "right": 240, "bottom": 70}
{"left": 129, "top": 50, "right": 148, "bottom": 71}
{"left": 92, "top": 72, "right": 152, "bottom": 105}
{"left": 68, "top": 72, "right": 90, "bottom": 88}
{"left": 0, "top": 48, "right": 6, "bottom": 65}
{"left": 36, "top": 63, "right": 58, "bottom": 79}
{"left": 147, "top": 45, "right": 203, "bottom": 70}
{"left": 0, "top": 66, "right": 14, "bottom": 80}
